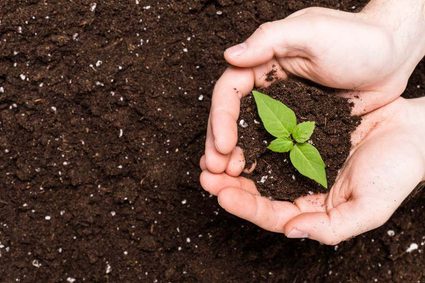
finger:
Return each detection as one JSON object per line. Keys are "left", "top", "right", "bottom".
{"left": 210, "top": 67, "right": 255, "bottom": 154}
{"left": 252, "top": 59, "right": 288, "bottom": 87}
{"left": 205, "top": 119, "right": 230, "bottom": 173}
{"left": 217, "top": 187, "right": 301, "bottom": 233}
{"left": 283, "top": 199, "right": 383, "bottom": 245}
{"left": 339, "top": 89, "right": 401, "bottom": 116}
{"left": 224, "top": 18, "right": 312, "bottom": 68}
{"left": 293, "top": 193, "right": 328, "bottom": 213}
{"left": 199, "top": 155, "right": 206, "bottom": 171}
{"left": 349, "top": 111, "right": 379, "bottom": 149}
{"left": 225, "top": 146, "right": 246, "bottom": 177}
{"left": 200, "top": 171, "right": 258, "bottom": 196}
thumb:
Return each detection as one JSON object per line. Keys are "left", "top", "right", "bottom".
{"left": 283, "top": 199, "right": 389, "bottom": 245}
{"left": 224, "top": 18, "right": 312, "bottom": 68}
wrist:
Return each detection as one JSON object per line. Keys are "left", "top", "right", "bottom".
{"left": 361, "top": 0, "right": 425, "bottom": 71}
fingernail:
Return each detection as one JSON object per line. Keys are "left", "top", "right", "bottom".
{"left": 226, "top": 42, "right": 247, "bottom": 57}
{"left": 287, "top": 228, "right": 309, "bottom": 239}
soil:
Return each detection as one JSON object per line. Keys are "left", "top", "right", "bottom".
{"left": 0, "top": 1, "right": 424, "bottom": 283}
{"left": 239, "top": 79, "right": 360, "bottom": 201}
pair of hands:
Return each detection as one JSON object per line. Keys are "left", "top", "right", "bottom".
{"left": 200, "top": 5, "right": 425, "bottom": 244}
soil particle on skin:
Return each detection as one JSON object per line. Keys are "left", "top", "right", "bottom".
{"left": 239, "top": 79, "right": 360, "bottom": 200}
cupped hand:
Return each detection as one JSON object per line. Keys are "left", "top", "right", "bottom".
{"left": 204, "top": 6, "right": 425, "bottom": 174}
{"left": 200, "top": 97, "right": 425, "bottom": 245}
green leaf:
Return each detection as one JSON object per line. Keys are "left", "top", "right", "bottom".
{"left": 268, "top": 137, "right": 293, "bottom": 153}
{"left": 252, "top": 90, "right": 296, "bottom": 138}
{"left": 290, "top": 143, "right": 327, "bottom": 188}
{"left": 292, "top": 121, "right": 315, "bottom": 143}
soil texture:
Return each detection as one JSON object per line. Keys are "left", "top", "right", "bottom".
{"left": 0, "top": 0, "right": 424, "bottom": 282}
{"left": 239, "top": 79, "right": 360, "bottom": 201}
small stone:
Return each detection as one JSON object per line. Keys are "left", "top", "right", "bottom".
{"left": 90, "top": 3, "right": 97, "bottom": 12}
{"left": 32, "top": 259, "right": 42, "bottom": 268}
{"left": 259, "top": 176, "right": 268, "bottom": 184}
{"left": 387, "top": 230, "right": 395, "bottom": 237}
{"left": 105, "top": 263, "right": 112, "bottom": 274}
{"left": 239, "top": 119, "right": 248, "bottom": 128}
{"left": 406, "top": 243, "right": 419, "bottom": 253}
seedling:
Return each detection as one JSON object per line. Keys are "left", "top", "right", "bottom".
{"left": 252, "top": 90, "right": 327, "bottom": 188}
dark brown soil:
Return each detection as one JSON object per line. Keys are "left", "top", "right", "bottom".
{"left": 239, "top": 79, "right": 360, "bottom": 201}
{"left": 0, "top": 1, "right": 424, "bottom": 282}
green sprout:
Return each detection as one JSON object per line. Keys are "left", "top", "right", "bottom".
{"left": 252, "top": 90, "right": 328, "bottom": 188}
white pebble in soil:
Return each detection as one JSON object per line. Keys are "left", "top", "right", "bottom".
{"left": 66, "top": 278, "right": 76, "bottom": 283}
{"left": 406, "top": 243, "right": 419, "bottom": 253}
{"left": 259, "top": 176, "right": 268, "bottom": 184}
{"left": 105, "top": 262, "right": 112, "bottom": 274}
{"left": 32, "top": 259, "right": 42, "bottom": 268}
{"left": 239, "top": 119, "right": 248, "bottom": 128}
{"left": 387, "top": 230, "right": 395, "bottom": 237}
{"left": 90, "top": 3, "right": 97, "bottom": 12}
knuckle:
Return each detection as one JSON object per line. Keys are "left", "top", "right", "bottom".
{"left": 257, "top": 21, "right": 274, "bottom": 36}
{"left": 298, "top": 7, "right": 318, "bottom": 15}
{"left": 322, "top": 236, "right": 343, "bottom": 246}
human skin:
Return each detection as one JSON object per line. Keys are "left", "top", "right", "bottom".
{"left": 200, "top": 0, "right": 425, "bottom": 244}
{"left": 201, "top": 97, "right": 425, "bottom": 244}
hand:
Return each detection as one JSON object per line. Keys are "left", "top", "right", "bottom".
{"left": 203, "top": 3, "right": 425, "bottom": 174}
{"left": 200, "top": 97, "right": 425, "bottom": 245}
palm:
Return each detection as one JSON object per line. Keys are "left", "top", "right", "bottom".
{"left": 200, "top": 98, "right": 425, "bottom": 244}
{"left": 203, "top": 7, "right": 417, "bottom": 175}
{"left": 267, "top": 9, "right": 402, "bottom": 93}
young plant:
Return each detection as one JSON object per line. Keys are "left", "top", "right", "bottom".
{"left": 252, "top": 90, "right": 328, "bottom": 188}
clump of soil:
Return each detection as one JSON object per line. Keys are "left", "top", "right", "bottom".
{"left": 239, "top": 78, "right": 360, "bottom": 200}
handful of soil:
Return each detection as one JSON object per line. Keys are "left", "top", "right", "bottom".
{"left": 238, "top": 79, "right": 360, "bottom": 201}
